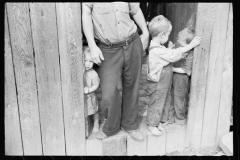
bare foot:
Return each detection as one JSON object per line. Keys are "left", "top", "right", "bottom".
{"left": 92, "top": 123, "right": 99, "bottom": 133}
{"left": 158, "top": 123, "right": 165, "bottom": 131}
{"left": 96, "top": 131, "right": 108, "bottom": 140}
{"left": 148, "top": 126, "right": 161, "bottom": 136}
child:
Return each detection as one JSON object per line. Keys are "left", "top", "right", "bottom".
{"left": 83, "top": 46, "right": 100, "bottom": 137}
{"left": 147, "top": 15, "right": 201, "bottom": 136}
{"left": 171, "top": 27, "right": 195, "bottom": 125}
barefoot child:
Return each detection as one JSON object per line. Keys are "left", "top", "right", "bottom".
{"left": 147, "top": 15, "right": 201, "bottom": 136}
{"left": 83, "top": 46, "right": 100, "bottom": 137}
{"left": 171, "top": 27, "right": 195, "bottom": 125}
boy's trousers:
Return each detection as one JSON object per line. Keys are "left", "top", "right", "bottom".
{"left": 147, "top": 64, "right": 173, "bottom": 126}
{"left": 172, "top": 73, "right": 189, "bottom": 124}
{"left": 97, "top": 33, "right": 143, "bottom": 136}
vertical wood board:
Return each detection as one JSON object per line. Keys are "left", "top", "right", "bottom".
{"left": 5, "top": 7, "right": 23, "bottom": 155}
{"left": 186, "top": 3, "right": 218, "bottom": 149}
{"left": 29, "top": 3, "right": 65, "bottom": 155}
{"left": 215, "top": 3, "right": 233, "bottom": 146}
{"left": 201, "top": 3, "right": 230, "bottom": 148}
{"left": 6, "top": 3, "right": 42, "bottom": 155}
{"left": 56, "top": 3, "right": 86, "bottom": 155}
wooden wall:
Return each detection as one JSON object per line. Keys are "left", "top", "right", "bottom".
{"left": 166, "top": 3, "right": 233, "bottom": 149}
{"left": 5, "top": 3, "right": 85, "bottom": 155}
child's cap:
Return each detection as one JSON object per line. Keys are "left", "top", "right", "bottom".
{"left": 83, "top": 46, "right": 91, "bottom": 61}
{"left": 148, "top": 15, "right": 172, "bottom": 38}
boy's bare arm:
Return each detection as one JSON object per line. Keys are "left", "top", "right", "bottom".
{"left": 84, "top": 84, "right": 99, "bottom": 94}
{"left": 179, "top": 36, "right": 201, "bottom": 55}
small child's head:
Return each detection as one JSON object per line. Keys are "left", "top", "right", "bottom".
{"left": 83, "top": 46, "right": 93, "bottom": 71}
{"left": 177, "top": 27, "right": 195, "bottom": 47}
{"left": 148, "top": 15, "right": 172, "bottom": 44}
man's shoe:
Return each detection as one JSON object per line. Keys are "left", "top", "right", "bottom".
{"left": 126, "top": 129, "right": 144, "bottom": 141}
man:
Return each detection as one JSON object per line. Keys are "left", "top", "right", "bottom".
{"left": 82, "top": 2, "right": 149, "bottom": 141}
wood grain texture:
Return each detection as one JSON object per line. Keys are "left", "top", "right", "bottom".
{"left": 215, "top": 3, "right": 233, "bottom": 146}
{"left": 6, "top": 3, "right": 42, "bottom": 155}
{"left": 146, "top": 130, "right": 166, "bottom": 155}
{"left": 56, "top": 3, "right": 86, "bottom": 155}
{"left": 5, "top": 7, "right": 23, "bottom": 155}
{"left": 185, "top": 3, "right": 218, "bottom": 149}
{"left": 201, "top": 3, "right": 230, "bottom": 148}
{"left": 29, "top": 3, "right": 65, "bottom": 155}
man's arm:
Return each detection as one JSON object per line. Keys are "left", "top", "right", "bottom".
{"left": 82, "top": 3, "right": 104, "bottom": 65}
{"left": 132, "top": 8, "right": 149, "bottom": 50}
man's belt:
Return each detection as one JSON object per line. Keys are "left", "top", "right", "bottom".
{"left": 98, "top": 33, "right": 139, "bottom": 49}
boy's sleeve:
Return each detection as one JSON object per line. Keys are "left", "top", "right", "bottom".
{"left": 182, "top": 51, "right": 193, "bottom": 76}
{"left": 153, "top": 48, "right": 183, "bottom": 63}
{"left": 128, "top": 3, "right": 140, "bottom": 16}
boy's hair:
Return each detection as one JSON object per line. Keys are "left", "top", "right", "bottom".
{"left": 184, "top": 28, "right": 195, "bottom": 44}
{"left": 148, "top": 15, "right": 172, "bottom": 38}
{"left": 83, "top": 46, "right": 91, "bottom": 60}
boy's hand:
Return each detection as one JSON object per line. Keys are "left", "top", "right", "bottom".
{"left": 90, "top": 45, "right": 104, "bottom": 65}
{"left": 168, "top": 41, "right": 175, "bottom": 49}
{"left": 84, "top": 87, "right": 89, "bottom": 94}
{"left": 190, "top": 36, "right": 202, "bottom": 48}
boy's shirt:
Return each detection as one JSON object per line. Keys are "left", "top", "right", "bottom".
{"left": 172, "top": 50, "right": 193, "bottom": 76}
{"left": 147, "top": 40, "right": 183, "bottom": 82}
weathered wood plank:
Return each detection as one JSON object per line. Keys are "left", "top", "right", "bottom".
{"left": 127, "top": 119, "right": 148, "bottom": 156}
{"left": 86, "top": 139, "right": 103, "bottom": 155}
{"left": 6, "top": 3, "right": 42, "bottom": 155}
{"left": 215, "top": 3, "right": 233, "bottom": 146}
{"left": 186, "top": 3, "right": 218, "bottom": 149}
{"left": 201, "top": 3, "right": 230, "bottom": 148}
{"left": 102, "top": 131, "right": 127, "bottom": 156}
{"left": 29, "top": 3, "right": 65, "bottom": 155}
{"left": 5, "top": 7, "right": 23, "bottom": 155}
{"left": 146, "top": 130, "right": 166, "bottom": 155}
{"left": 56, "top": 3, "right": 86, "bottom": 155}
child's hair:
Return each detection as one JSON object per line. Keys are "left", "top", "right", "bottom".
{"left": 148, "top": 15, "right": 172, "bottom": 38}
{"left": 184, "top": 28, "right": 195, "bottom": 44}
{"left": 83, "top": 46, "right": 91, "bottom": 60}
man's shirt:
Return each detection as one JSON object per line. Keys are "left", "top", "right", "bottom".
{"left": 84, "top": 2, "right": 140, "bottom": 44}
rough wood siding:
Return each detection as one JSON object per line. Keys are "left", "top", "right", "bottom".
{"left": 56, "top": 3, "right": 86, "bottom": 155}
{"left": 6, "top": 3, "right": 42, "bottom": 155}
{"left": 200, "top": 3, "right": 230, "bottom": 148}
{"left": 186, "top": 3, "right": 232, "bottom": 149}
{"left": 29, "top": 3, "right": 65, "bottom": 155}
{"left": 215, "top": 3, "right": 233, "bottom": 146}
{"left": 5, "top": 7, "right": 23, "bottom": 155}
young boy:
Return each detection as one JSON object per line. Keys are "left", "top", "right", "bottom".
{"left": 171, "top": 27, "right": 195, "bottom": 125}
{"left": 147, "top": 15, "right": 201, "bottom": 136}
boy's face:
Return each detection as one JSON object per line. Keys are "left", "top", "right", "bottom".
{"left": 84, "top": 52, "right": 94, "bottom": 71}
{"left": 177, "top": 28, "right": 189, "bottom": 47}
{"left": 160, "top": 25, "right": 172, "bottom": 44}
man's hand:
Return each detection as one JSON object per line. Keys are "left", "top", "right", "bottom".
{"left": 90, "top": 45, "right": 104, "bottom": 65}
{"left": 190, "top": 36, "right": 202, "bottom": 48}
{"left": 168, "top": 41, "right": 175, "bottom": 49}
{"left": 140, "top": 33, "right": 149, "bottom": 50}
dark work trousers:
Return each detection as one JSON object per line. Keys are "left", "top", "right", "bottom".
{"left": 97, "top": 34, "right": 143, "bottom": 136}
{"left": 147, "top": 64, "right": 173, "bottom": 126}
{"left": 172, "top": 73, "right": 189, "bottom": 124}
